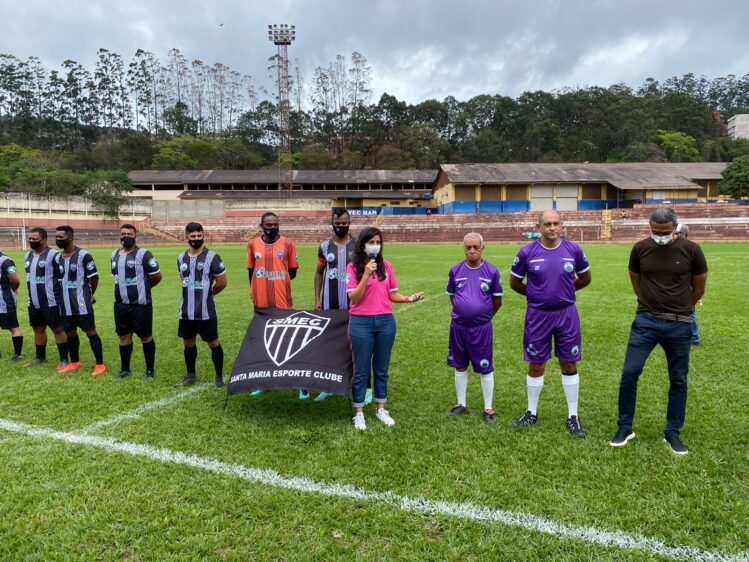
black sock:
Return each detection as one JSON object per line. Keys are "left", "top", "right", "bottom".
{"left": 12, "top": 335, "right": 23, "bottom": 356}
{"left": 35, "top": 343, "right": 46, "bottom": 360}
{"left": 211, "top": 345, "right": 224, "bottom": 379}
{"left": 68, "top": 336, "right": 80, "bottom": 363}
{"left": 184, "top": 346, "right": 197, "bottom": 376}
{"left": 88, "top": 334, "right": 104, "bottom": 365}
{"left": 56, "top": 342, "right": 68, "bottom": 362}
{"left": 142, "top": 340, "right": 156, "bottom": 373}
{"left": 119, "top": 343, "right": 133, "bottom": 372}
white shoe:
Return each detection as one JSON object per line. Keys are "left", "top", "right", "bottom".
{"left": 375, "top": 409, "right": 395, "bottom": 427}
{"left": 353, "top": 413, "right": 366, "bottom": 431}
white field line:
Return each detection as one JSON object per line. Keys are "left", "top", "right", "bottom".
{"left": 78, "top": 383, "right": 212, "bottom": 435}
{"left": 0, "top": 417, "right": 745, "bottom": 562}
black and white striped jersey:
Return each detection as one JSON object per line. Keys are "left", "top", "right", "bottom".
{"left": 25, "top": 247, "right": 59, "bottom": 309}
{"left": 0, "top": 253, "right": 18, "bottom": 314}
{"left": 177, "top": 248, "right": 226, "bottom": 320}
{"left": 56, "top": 247, "right": 98, "bottom": 316}
{"left": 318, "top": 237, "right": 357, "bottom": 310}
{"left": 111, "top": 246, "right": 160, "bottom": 305}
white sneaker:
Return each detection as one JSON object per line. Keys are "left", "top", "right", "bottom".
{"left": 353, "top": 413, "right": 366, "bottom": 431}
{"left": 375, "top": 409, "right": 395, "bottom": 427}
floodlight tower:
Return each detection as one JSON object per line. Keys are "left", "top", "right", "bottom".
{"left": 268, "top": 24, "right": 296, "bottom": 196}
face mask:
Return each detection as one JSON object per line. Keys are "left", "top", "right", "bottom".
{"left": 651, "top": 233, "right": 672, "bottom": 246}
{"left": 263, "top": 227, "right": 280, "bottom": 239}
{"left": 29, "top": 240, "right": 43, "bottom": 251}
{"left": 55, "top": 239, "right": 69, "bottom": 249}
{"left": 121, "top": 236, "right": 136, "bottom": 249}
{"left": 365, "top": 244, "right": 381, "bottom": 258}
{"left": 333, "top": 225, "right": 349, "bottom": 238}
{"left": 188, "top": 239, "right": 204, "bottom": 250}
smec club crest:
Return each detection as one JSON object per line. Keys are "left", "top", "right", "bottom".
{"left": 264, "top": 311, "right": 331, "bottom": 367}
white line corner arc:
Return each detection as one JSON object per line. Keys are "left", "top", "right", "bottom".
{"left": 263, "top": 311, "right": 332, "bottom": 367}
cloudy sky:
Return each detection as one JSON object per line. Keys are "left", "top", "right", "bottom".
{"left": 3, "top": 0, "right": 748, "bottom": 104}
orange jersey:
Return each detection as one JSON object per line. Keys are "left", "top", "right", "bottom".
{"left": 247, "top": 236, "right": 299, "bottom": 309}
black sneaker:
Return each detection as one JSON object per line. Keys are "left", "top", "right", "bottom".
{"left": 609, "top": 429, "right": 636, "bottom": 447}
{"left": 115, "top": 370, "right": 132, "bottom": 379}
{"left": 482, "top": 409, "right": 497, "bottom": 424}
{"left": 214, "top": 376, "right": 224, "bottom": 389}
{"left": 446, "top": 404, "right": 468, "bottom": 417}
{"left": 8, "top": 355, "right": 22, "bottom": 364}
{"left": 566, "top": 415, "right": 588, "bottom": 438}
{"left": 174, "top": 375, "right": 196, "bottom": 387}
{"left": 664, "top": 434, "right": 688, "bottom": 455}
{"left": 24, "top": 357, "right": 48, "bottom": 367}
{"left": 511, "top": 410, "right": 538, "bottom": 428}
{"left": 141, "top": 371, "right": 155, "bottom": 382}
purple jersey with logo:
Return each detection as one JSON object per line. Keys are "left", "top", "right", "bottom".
{"left": 446, "top": 260, "right": 502, "bottom": 327}
{"left": 510, "top": 239, "right": 589, "bottom": 310}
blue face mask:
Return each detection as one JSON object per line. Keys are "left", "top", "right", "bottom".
{"left": 651, "top": 233, "right": 673, "bottom": 246}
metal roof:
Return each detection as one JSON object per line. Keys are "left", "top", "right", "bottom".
{"left": 129, "top": 169, "right": 438, "bottom": 185}
{"left": 439, "top": 163, "right": 726, "bottom": 190}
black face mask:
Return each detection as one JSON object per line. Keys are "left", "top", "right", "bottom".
{"left": 188, "top": 239, "right": 204, "bottom": 250}
{"left": 56, "top": 239, "right": 69, "bottom": 249}
{"left": 29, "top": 240, "right": 44, "bottom": 251}
{"left": 333, "top": 225, "right": 349, "bottom": 238}
{"left": 121, "top": 236, "right": 136, "bottom": 249}
{"left": 263, "top": 227, "right": 279, "bottom": 240}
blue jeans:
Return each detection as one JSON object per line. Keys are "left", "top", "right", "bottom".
{"left": 617, "top": 313, "right": 692, "bottom": 437}
{"left": 349, "top": 314, "right": 397, "bottom": 407}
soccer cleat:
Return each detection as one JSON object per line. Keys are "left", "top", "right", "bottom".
{"left": 141, "top": 371, "right": 155, "bottom": 382}
{"left": 24, "top": 358, "right": 48, "bottom": 367}
{"left": 214, "top": 375, "right": 224, "bottom": 389}
{"left": 664, "top": 434, "right": 688, "bottom": 455}
{"left": 8, "top": 355, "right": 23, "bottom": 364}
{"left": 483, "top": 409, "right": 497, "bottom": 425}
{"left": 250, "top": 390, "right": 265, "bottom": 397}
{"left": 566, "top": 415, "right": 588, "bottom": 438}
{"left": 56, "top": 360, "right": 70, "bottom": 372}
{"left": 91, "top": 364, "right": 107, "bottom": 377}
{"left": 609, "top": 429, "right": 636, "bottom": 447}
{"left": 446, "top": 404, "right": 468, "bottom": 417}
{"left": 364, "top": 388, "right": 373, "bottom": 406}
{"left": 314, "top": 392, "right": 332, "bottom": 402}
{"left": 174, "top": 375, "right": 196, "bottom": 387}
{"left": 298, "top": 389, "right": 310, "bottom": 400}
{"left": 59, "top": 361, "right": 82, "bottom": 373}
{"left": 511, "top": 410, "right": 538, "bottom": 428}
{"left": 115, "top": 370, "right": 132, "bottom": 379}
{"left": 375, "top": 408, "right": 395, "bottom": 427}
{"left": 353, "top": 412, "right": 366, "bottom": 430}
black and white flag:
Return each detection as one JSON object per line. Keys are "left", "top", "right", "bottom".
{"left": 229, "top": 308, "right": 353, "bottom": 397}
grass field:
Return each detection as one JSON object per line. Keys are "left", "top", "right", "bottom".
{"left": 0, "top": 241, "right": 747, "bottom": 561}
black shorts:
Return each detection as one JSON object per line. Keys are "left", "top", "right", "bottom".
{"left": 178, "top": 317, "right": 219, "bottom": 342}
{"left": 28, "top": 306, "right": 62, "bottom": 329}
{"left": 0, "top": 310, "right": 19, "bottom": 330}
{"left": 61, "top": 312, "right": 97, "bottom": 333}
{"left": 114, "top": 302, "right": 153, "bottom": 337}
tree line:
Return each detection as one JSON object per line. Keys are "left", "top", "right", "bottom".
{"left": 2, "top": 48, "right": 749, "bottom": 198}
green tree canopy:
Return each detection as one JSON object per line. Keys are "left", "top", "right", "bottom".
{"left": 719, "top": 155, "right": 749, "bottom": 198}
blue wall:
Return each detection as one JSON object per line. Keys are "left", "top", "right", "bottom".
{"left": 644, "top": 199, "right": 697, "bottom": 205}
{"left": 577, "top": 199, "right": 625, "bottom": 210}
{"left": 438, "top": 201, "right": 530, "bottom": 214}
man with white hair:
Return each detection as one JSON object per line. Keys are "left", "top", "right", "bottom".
{"left": 446, "top": 233, "right": 503, "bottom": 424}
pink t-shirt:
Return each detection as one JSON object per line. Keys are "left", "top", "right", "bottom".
{"left": 346, "top": 259, "right": 398, "bottom": 316}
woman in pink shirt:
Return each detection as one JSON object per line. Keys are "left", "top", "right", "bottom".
{"left": 346, "top": 227, "right": 424, "bottom": 430}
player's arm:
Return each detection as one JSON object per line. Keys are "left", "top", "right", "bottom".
{"left": 8, "top": 271, "right": 20, "bottom": 292}
{"left": 448, "top": 295, "right": 454, "bottom": 307}
{"left": 149, "top": 272, "right": 163, "bottom": 287}
{"left": 575, "top": 270, "right": 591, "bottom": 291}
{"left": 510, "top": 275, "right": 526, "bottom": 295}
{"left": 247, "top": 268, "right": 253, "bottom": 286}
{"left": 314, "top": 261, "right": 326, "bottom": 310}
{"left": 90, "top": 275, "right": 99, "bottom": 296}
{"left": 492, "top": 296, "right": 502, "bottom": 316}
{"left": 289, "top": 268, "right": 298, "bottom": 280}
{"left": 628, "top": 270, "right": 640, "bottom": 296}
{"left": 213, "top": 272, "right": 227, "bottom": 295}
{"left": 691, "top": 272, "right": 707, "bottom": 305}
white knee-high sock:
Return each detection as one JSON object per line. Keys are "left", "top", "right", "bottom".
{"left": 562, "top": 372, "right": 579, "bottom": 417}
{"left": 527, "top": 375, "right": 544, "bottom": 415}
{"left": 455, "top": 370, "right": 468, "bottom": 406}
{"left": 480, "top": 372, "right": 494, "bottom": 411}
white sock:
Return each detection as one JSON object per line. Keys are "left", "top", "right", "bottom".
{"left": 454, "top": 370, "right": 468, "bottom": 406}
{"left": 527, "top": 375, "right": 544, "bottom": 415}
{"left": 562, "top": 372, "right": 580, "bottom": 417}
{"left": 480, "top": 372, "right": 494, "bottom": 411}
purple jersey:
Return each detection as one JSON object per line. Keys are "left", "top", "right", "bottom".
{"left": 446, "top": 260, "right": 502, "bottom": 327}
{"left": 511, "top": 239, "right": 589, "bottom": 310}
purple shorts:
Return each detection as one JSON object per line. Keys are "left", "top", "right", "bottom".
{"left": 523, "top": 305, "right": 581, "bottom": 363}
{"left": 447, "top": 321, "right": 494, "bottom": 374}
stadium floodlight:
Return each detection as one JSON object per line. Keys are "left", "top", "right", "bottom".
{"left": 268, "top": 24, "right": 296, "bottom": 45}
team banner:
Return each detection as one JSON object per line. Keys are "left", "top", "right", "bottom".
{"left": 229, "top": 308, "right": 353, "bottom": 397}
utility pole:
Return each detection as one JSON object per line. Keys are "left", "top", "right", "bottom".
{"left": 267, "top": 24, "right": 295, "bottom": 197}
